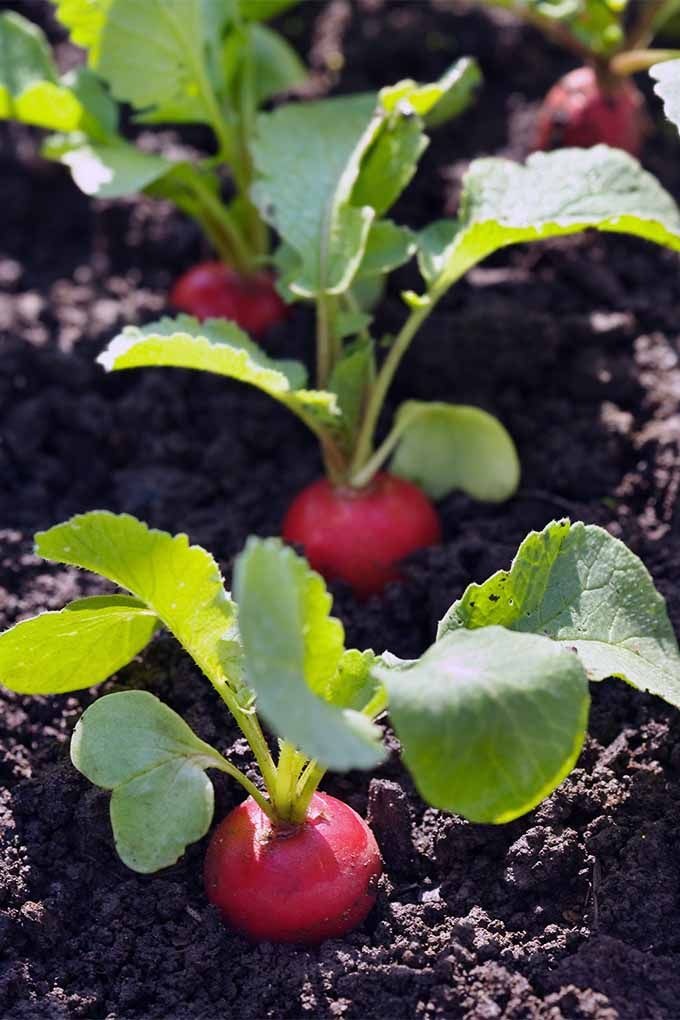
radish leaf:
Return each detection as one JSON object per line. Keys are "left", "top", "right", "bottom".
{"left": 419, "top": 147, "right": 680, "bottom": 295}
{"left": 35, "top": 512, "right": 237, "bottom": 685}
{"left": 373, "top": 626, "right": 589, "bottom": 824}
{"left": 389, "top": 401, "right": 520, "bottom": 501}
{"left": 0, "top": 11, "right": 84, "bottom": 130}
{"left": 439, "top": 519, "right": 680, "bottom": 706}
{"left": 71, "top": 690, "right": 224, "bottom": 872}
{"left": 234, "top": 538, "right": 386, "bottom": 770}
{"left": 651, "top": 58, "right": 680, "bottom": 134}
{"left": 0, "top": 595, "right": 158, "bottom": 695}
{"left": 98, "top": 315, "right": 342, "bottom": 436}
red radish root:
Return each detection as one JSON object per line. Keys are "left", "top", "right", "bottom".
{"left": 204, "top": 792, "right": 382, "bottom": 944}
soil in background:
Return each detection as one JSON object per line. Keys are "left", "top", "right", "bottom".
{"left": 3, "top": 2, "right": 680, "bottom": 1017}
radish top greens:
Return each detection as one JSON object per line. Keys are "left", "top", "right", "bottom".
{"left": 1, "top": 513, "right": 679, "bottom": 872}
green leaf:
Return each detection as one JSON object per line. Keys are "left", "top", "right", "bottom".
{"left": 252, "top": 93, "right": 380, "bottom": 298}
{"left": 43, "top": 137, "right": 172, "bottom": 198}
{"left": 0, "top": 595, "right": 158, "bottom": 696}
{"left": 65, "top": 66, "right": 118, "bottom": 139}
{"left": 425, "top": 57, "right": 482, "bottom": 128}
{"left": 0, "top": 11, "right": 84, "bottom": 131}
{"left": 380, "top": 57, "right": 480, "bottom": 124}
{"left": 438, "top": 519, "right": 680, "bottom": 707}
{"left": 312, "top": 648, "right": 382, "bottom": 713}
{"left": 35, "top": 512, "right": 237, "bottom": 685}
{"left": 420, "top": 147, "right": 680, "bottom": 294}
{"left": 95, "top": 0, "right": 213, "bottom": 122}
{"left": 389, "top": 401, "right": 520, "bottom": 502}
{"left": 71, "top": 690, "right": 224, "bottom": 872}
{"left": 328, "top": 338, "right": 375, "bottom": 434}
{"left": 479, "top": 0, "right": 626, "bottom": 57}
{"left": 52, "top": 0, "right": 112, "bottom": 65}
{"left": 224, "top": 23, "right": 305, "bottom": 107}
{"left": 373, "top": 626, "right": 589, "bottom": 824}
{"left": 350, "top": 111, "right": 426, "bottom": 220}
{"left": 234, "top": 538, "right": 386, "bottom": 771}
{"left": 356, "top": 220, "right": 416, "bottom": 278}
{"left": 651, "top": 58, "right": 680, "bottom": 134}
{"left": 98, "top": 315, "right": 342, "bottom": 436}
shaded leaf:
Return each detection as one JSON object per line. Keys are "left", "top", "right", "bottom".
{"left": 390, "top": 401, "right": 520, "bottom": 501}
{"left": 373, "top": 626, "right": 589, "bottom": 823}
{"left": 71, "top": 690, "right": 224, "bottom": 872}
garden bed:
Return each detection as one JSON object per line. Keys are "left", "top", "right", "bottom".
{"left": 3, "top": 1, "right": 680, "bottom": 1017}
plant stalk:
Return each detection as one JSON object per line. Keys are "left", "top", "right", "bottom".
{"left": 611, "top": 48, "right": 680, "bottom": 76}
{"left": 349, "top": 298, "right": 434, "bottom": 479}
{"left": 626, "top": 0, "right": 676, "bottom": 51}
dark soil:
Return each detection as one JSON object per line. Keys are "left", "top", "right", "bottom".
{"left": 3, "top": 1, "right": 680, "bottom": 1017}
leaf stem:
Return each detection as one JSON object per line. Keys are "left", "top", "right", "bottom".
{"left": 316, "top": 292, "right": 338, "bottom": 387}
{"left": 349, "top": 298, "right": 434, "bottom": 479}
{"left": 293, "top": 760, "right": 326, "bottom": 821}
{"left": 214, "top": 753, "right": 276, "bottom": 820}
{"left": 625, "top": 0, "right": 674, "bottom": 51}
{"left": 189, "top": 174, "right": 256, "bottom": 275}
{"left": 212, "top": 676, "right": 279, "bottom": 801}
{"left": 610, "top": 48, "right": 680, "bottom": 76}
{"left": 271, "top": 740, "right": 307, "bottom": 821}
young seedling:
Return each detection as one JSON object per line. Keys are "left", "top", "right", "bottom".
{"left": 98, "top": 79, "right": 680, "bottom": 594}
{"left": 475, "top": 0, "right": 680, "bottom": 154}
{"left": 0, "top": 1, "right": 306, "bottom": 332}
{"left": 1, "top": 512, "right": 680, "bottom": 943}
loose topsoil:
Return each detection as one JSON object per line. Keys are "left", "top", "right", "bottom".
{"left": 4, "top": 2, "right": 680, "bottom": 1017}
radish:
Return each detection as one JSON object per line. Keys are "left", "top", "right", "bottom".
{"left": 282, "top": 474, "right": 442, "bottom": 597}
{"left": 171, "top": 262, "right": 288, "bottom": 335}
{"left": 204, "top": 793, "right": 381, "bottom": 943}
{"left": 534, "top": 66, "right": 645, "bottom": 156}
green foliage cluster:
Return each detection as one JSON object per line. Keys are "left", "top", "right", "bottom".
{"left": 2, "top": 514, "right": 679, "bottom": 871}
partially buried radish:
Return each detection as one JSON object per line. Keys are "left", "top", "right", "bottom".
{"left": 534, "top": 66, "right": 645, "bottom": 156}
{"left": 282, "top": 473, "right": 442, "bottom": 598}
{"left": 204, "top": 793, "right": 382, "bottom": 943}
{"left": 171, "top": 261, "right": 288, "bottom": 335}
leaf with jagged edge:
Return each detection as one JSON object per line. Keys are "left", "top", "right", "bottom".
{"left": 417, "top": 147, "right": 680, "bottom": 297}
{"left": 98, "top": 315, "right": 343, "bottom": 437}
{"left": 35, "top": 511, "right": 237, "bottom": 685}
{"left": 438, "top": 519, "right": 680, "bottom": 707}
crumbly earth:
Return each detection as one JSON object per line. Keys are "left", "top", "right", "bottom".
{"left": 3, "top": 2, "right": 680, "bottom": 1017}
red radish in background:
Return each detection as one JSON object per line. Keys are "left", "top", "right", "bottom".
{"left": 171, "top": 262, "right": 288, "bottom": 335}
{"left": 282, "top": 473, "right": 442, "bottom": 598}
{"left": 204, "top": 792, "right": 382, "bottom": 943}
{"left": 534, "top": 66, "right": 645, "bottom": 155}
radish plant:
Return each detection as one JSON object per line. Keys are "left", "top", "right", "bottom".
{"left": 1, "top": 512, "right": 680, "bottom": 942}
{"left": 474, "top": 0, "right": 680, "bottom": 154}
{"left": 99, "top": 84, "right": 680, "bottom": 593}
{"left": 0, "top": 1, "right": 306, "bottom": 332}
